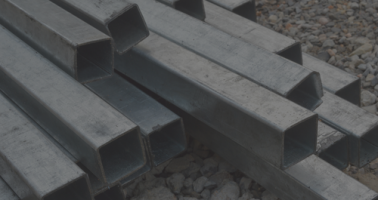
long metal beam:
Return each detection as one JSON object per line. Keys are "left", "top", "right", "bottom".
{"left": 51, "top": 0, "right": 149, "bottom": 54}
{"left": 316, "top": 122, "right": 349, "bottom": 170}
{"left": 0, "top": 25, "right": 146, "bottom": 185}
{"left": 125, "top": 0, "right": 323, "bottom": 111}
{"left": 157, "top": 0, "right": 206, "bottom": 20}
{"left": 122, "top": 88, "right": 377, "bottom": 200}
{"left": 116, "top": 32, "right": 318, "bottom": 170}
{"left": 315, "top": 91, "right": 378, "bottom": 167}
{"left": 0, "top": 0, "right": 113, "bottom": 83}
{"left": 303, "top": 54, "right": 361, "bottom": 106}
{"left": 203, "top": 1, "right": 361, "bottom": 106}
{"left": 207, "top": 0, "right": 256, "bottom": 22}
{"left": 0, "top": 92, "right": 93, "bottom": 200}
{"left": 0, "top": 177, "right": 19, "bottom": 200}
{"left": 203, "top": 1, "right": 302, "bottom": 65}
{"left": 86, "top": 74, "right": 187, "bottom": 167}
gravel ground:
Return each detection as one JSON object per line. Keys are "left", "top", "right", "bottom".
{"left": 123, "top": 138, "right": 279, "bottom": 200}
{"left": 256, "top": 0, "right": 378, "bottom": 113}
{"left": 123, "top": 0, "right": 378, "bottom": 199}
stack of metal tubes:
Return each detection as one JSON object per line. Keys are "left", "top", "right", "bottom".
{"left": 0, "top": 0, "right": 377, "bottom": 199}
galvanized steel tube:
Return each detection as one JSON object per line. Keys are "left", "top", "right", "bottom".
{"left": 0, "top": 177, "right": 19, "bottom": 200}
{"left": 0, "top": 25, "right": 146, "bottom": 185}
{"left": 315, "top": 91, "right": 378, "bottom": 167}
{"left": 116, "top": 32, "right": 318, "bottom": 169}
{"left": 0, "top": 92, "right": 93, "bottom": 200}
{"left": 51, "top": 0, "right": 149, "bottom": 54}
{"left": 125, "top": 0, "right": 323, "bottom": 111}
{"left": 136, "top": 94, "right": 377, "bottom": 200}
{"left": 157, "top": 0, "right": 206, "bottom": 20}
{"left": 94, "top": 185, "right": 124, "bottom": 200}
{"left": 316, "top": 122, "right": 349, "bottom": 170}
{"left": 207, "top": 0, "right": 256, "bottom": 22}
{"left": 85, "top": 74, "right": 187, "bottom": 167}
{"left": 0, "top": 0, "right": 113, "bottom": 83}
{"left": 203, "top": 1, "right": 361, "bottom": 106}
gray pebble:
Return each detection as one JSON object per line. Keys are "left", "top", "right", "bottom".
{"left": 166, "top": 173, "right": 185, "bottom": 194}
{"left": 210, "top": 181, "right": 240, "bottom": 200}
{"left": 193, "top": 176, "right": 208, "bottom": 193}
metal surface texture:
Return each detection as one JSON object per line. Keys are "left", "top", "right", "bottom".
{"left": 125, "top": 0, "right": 323, "bottom": 111}
{"left": 315, "top": 91, "right": 378, "bottom": 167}
{"left": 51, "top": 0, "right": 149, "bottom": 54}
{"left": 137, "top": 93, "right": 378, "bottom": 200}
{"left": 0, "top": 177, "right": 19, "bottom": 200}
{"left": 316, "top": 122, "right": 349, "bottom": 170}
{"left": 116, "top": 32, "right": 318, "bottom": 170}
{"left": 0, "top": 93, "right": 93, "bottom": 200}
{"left": 157, "top": 0, "right": 206, "bottom": 20}
{"left": 0, "top": 0, "right": 113, "bottom": 83}
{"left": 303, "top": 53, "right": 361, "bottom": 106}
{"left": 203, "top": 1, "right": 302, "bottom": 65}
{"left": 0, "top": 25, "right": 146, "bottom": 185}
{"left": 94, "top": 185, "right": 124, "bottom": 200}
{"left": 120, "top": 137, "right": 153, "bottom": 186}
{"left": 207, "top": 0, "right": 256, "bottom": 21}
{"left": 86, "top": 74, "right": 187, "bottom": 166}
{"left": 203, "top": 1, "right": 361, "bottom": 106}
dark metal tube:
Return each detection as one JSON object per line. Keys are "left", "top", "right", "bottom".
{"left": 51, "top": 0, "right": 149, "bottom": 54}
{"left": 125, "top": 0, "right": 323, "bottom": 111}
{"left": 157, "top": 0, "right": 206, "bottom": 20}
{"left": 0, "top": 0, "right": 113, "bottom": 83}
{"left": 0, "top": 24, "right": 146, "bottom": 185}
{"left": 0, "top": 92, "right": 93, "bottom": 200}
{"left": 116, "top": 32, "right": 318, "bottom": 170}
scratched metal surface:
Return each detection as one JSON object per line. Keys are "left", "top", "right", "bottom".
{"left": 125, "top": 0, "right": 323, "bottom": 111}
{"left": 315, "top": 91, "right": 378, "bottom": 167}
{"left": 116, "top": 32, "right": 317, "bottom": 169}
{"left": 0, "top": 0, "right": 112, "bottom": 83}
{"left": 51, "top": 0, "right": 149, "bottom": 54}
{"left": 0, "top": 25, "right": 145, "bottom": 185}
{"left": 0, "top": 93, "right": 93, "bottom": 200}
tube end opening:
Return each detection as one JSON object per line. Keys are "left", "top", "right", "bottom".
{"left": 99, "top": 129, "right": 145, "bottom": 183}
{"left": 107, "top": 5, "right": 149, "bottom": 54}
{"left": 283, "top": 115, "right": 317, "bottom": 169}
{"left": 77, "top": 40, "right": 113, "bottom": 83}
{"left": 149, "top": 120, "right": 186, "bottom": 166}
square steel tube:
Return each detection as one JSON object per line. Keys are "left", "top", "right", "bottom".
{"left": 0, "top": 93, "right": 93, "bottom": 200}
{"left": 0, "top": 177, "right": 19, "bottom": 200}
{"left": 132, "top": 92, "right": 377, "bottom": 200}
{"left": 120, "top": 137, "right": 153, "bottom": 186}
{"left": 51, "top": 0, "right": 149, "bottom": 54}
{"left": 316, "top": 122, "right": 349, "bottom": 170}
{"left": 125, "top": 0, "right": 323, "bottom": 111}
{"left": 157, "top": 0, "right": 206, "bottom": 20}
{"left": 0, "top": 25, "right": 146, "bottom": 185}
{"left": 116, "top": 32, "right": 318, "bottom": 169}
{"left": 85, "top": 74, "right": 187, "bottom": 167}
{"left": 94, "top": 185, "right": 124, "bottom": 200}
{"left": 315, "top": 91, "right": 378, "bottom": 168}
{"left": 202, "top": 1, "right": 361, "bottom": 106}
{"left": 0, "top": 0, "right": 113, "bottom": 83}
{"left": 207, "top": 0, "right": 256, "bottom": 21}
